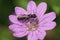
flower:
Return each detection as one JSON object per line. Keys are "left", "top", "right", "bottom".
{"left": 9, "top": 1, "right": 56, "bottom": 40}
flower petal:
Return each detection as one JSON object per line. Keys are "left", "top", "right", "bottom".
{"left": 9, "top": 24, "right": 27, "bottom": 32}
{"left": 27, "top": 1, "right": 36, "bottom": 14}
{"left": 36, "top": 29, "right": 46, "bottom": 40}
{"left": 13, "top": 31, "right": 28, "bottom": 38}
{"left": 36, "top": 2, "right": 47, "bottom": 20}
{"left": 27, "top": 31, "right": 38, "bottom": 40}
{"left": 15, "top": 7, "right": 27, "bottom": 16}
{"left": 40, "top": 12, "right": 56, "bottom": 23}
{"left": 9, "top": 15, "right": 22, "bottom": 25}
{"left": 40, "top": 22, "right": 56, "bottom": 30}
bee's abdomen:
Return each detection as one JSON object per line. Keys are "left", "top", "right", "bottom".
{"left": 18, "top": 17, "right": 28, "bottom": 20}
{"left": 18, "top": 16, "right": 29, "bottom": 20}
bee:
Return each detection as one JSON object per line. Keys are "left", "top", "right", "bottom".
{"left": 18, "top": 14, "right": 36, "bottom": 20}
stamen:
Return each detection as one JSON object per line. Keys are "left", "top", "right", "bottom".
{"left": 26, "top": 18, "right": 39, "bottom": 31}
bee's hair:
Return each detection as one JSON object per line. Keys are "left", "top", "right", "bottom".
{"left": 18, "top": 14, "right": 36, "bottom": 20}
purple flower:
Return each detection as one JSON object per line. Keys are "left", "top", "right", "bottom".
{"left": 9, "top": 1, "right": 56, "bottom": 40}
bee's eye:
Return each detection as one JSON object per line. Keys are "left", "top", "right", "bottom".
{"left": 28, "top": 14, "right": 36, "bottom": 18}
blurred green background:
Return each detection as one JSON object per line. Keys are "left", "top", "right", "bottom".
{"left": 0, "top": 0, "right": 60, "bottom": 40}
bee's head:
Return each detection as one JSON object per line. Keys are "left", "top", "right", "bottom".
{"left": 28, "top": 14, "right": 36, "bottom": 18}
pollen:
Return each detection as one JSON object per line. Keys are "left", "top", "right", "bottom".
{"left": 26, "top": 18, "right": 39, "bottom": 31}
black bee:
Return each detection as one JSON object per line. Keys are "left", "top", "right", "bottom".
{"left": 18, "top": 14, "right": 36, "bottom": 20}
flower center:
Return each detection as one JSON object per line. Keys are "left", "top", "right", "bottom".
{"left": 18, "top": 14, "right": 39, "bottom": 31}
{"left": 26, "top": 18, "right": 39, "bottom": 31}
